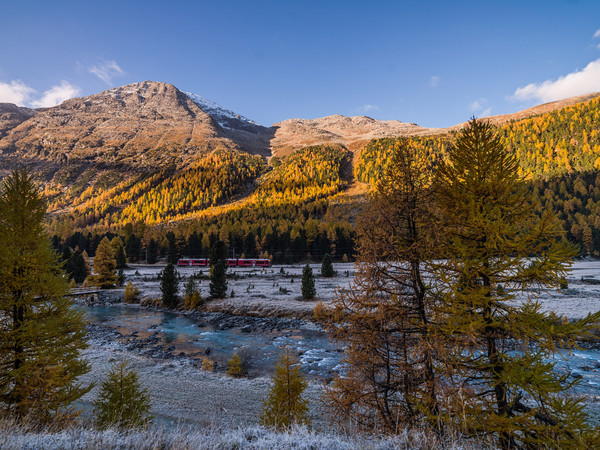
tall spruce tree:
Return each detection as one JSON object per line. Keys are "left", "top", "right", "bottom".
{"left": 166, "top": 232, "right": 178, "bottom": 265}
{"left": 93, "top": 360, "right": 152, "bottom": 429}
{"left": 209, "top": 240, "right": 228, "bottom": 298}
{"left": 146, "top": 238, "right": 158, "bottom": 264}
{"left": 260, "top": 348, "right": 309, "bottom": 429}
{"left": 160, "top": 263, "right": 179, "bottom": 308}
{"left": 0, "top": 170, "right": 91, "bottom": 424}
{"left": 301, "top": 264, "right": 316, "bottom": 299}
{"left": 434, "top": 119, "right": 600, "bottom": 447}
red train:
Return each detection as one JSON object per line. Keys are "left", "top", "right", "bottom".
{"left": 176, "top": 258, "right": 208, "bottom": 267}
{"left": 177, "top": 258, "right": 271, "bottom": 267}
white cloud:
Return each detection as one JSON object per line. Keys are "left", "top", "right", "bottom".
{"left": 89, "top": 60, "right": 124, "bottom": 84}
{"left": 29, "top": 81, "right": 80, "bottom": 108}
{"left": 354, "top": 104, "right": 379, "bottom": 114}
{"left": 594, "top": 29, "right": 600, "bottom": 39}
{"left": 511, "top": 58, "right": 600, "bottom": 103}
{"left": 0, "top": 80, "right": 36, "bottom": 106}
{"left": 469, "top": 98, "right": 492, "bottom": 117}
{"left": 430, "top": 75, "right": 440, "bottom": 87}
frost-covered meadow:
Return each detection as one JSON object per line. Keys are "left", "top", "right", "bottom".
{"left": 3, "top": 260, "right": 600, "bottom": 448}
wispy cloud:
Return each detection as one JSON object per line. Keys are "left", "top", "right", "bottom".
{"left": 0, "top": 80, "right": 36, "bottom": 106}
{"left": 594, "top": 29, "right": 600, "bottom": 39}
{"left": 89, "top": 60, "right": 124, "bottom": 84}
{"left": 511, "top": 58, "right": 600, "bottom": 103}
{"left": 354, "top": 104, "right": 379, "bottom": 115}
{"left": 469, "top": 98, "right": 492, "bottom": 117}
{"left": 430, "top": 75, "right": 440, "bottom": 87}
{"left": 29, "top": 81, "right": 80, "bottom": 108}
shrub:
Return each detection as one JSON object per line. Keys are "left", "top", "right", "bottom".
{"left": 183, "top": 278, "right": 202, "bottom": 310}
{"left": 124, "top": 282, "right": 140, "bottom": 303}
{"left": 201, "top": 357, "right": 215, "bottom": 372}
{"left": 238, "top": 347, "right": 258, "bottom": 376}
{"left": 227, "top": 353, "right": 244, "bottom": 378}
{"left": 184, "top": 291, "right": 203, "bottom": 310}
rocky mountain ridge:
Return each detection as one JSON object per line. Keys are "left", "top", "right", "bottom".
{"left": 1, "top": 80, "right": 599, "bottom": 184}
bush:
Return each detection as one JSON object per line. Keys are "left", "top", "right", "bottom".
{"left": 124, "top": 282, "right": 140, "bottom": 303}
{"left": 313, "top": 301, "right": 329, "bottom": 321}
{"left": 184, "top": 291, "right": 203, "bottom": 310}
{"left": 201, "top": 356, "right": 215, "bottom": 372}
{"left": 183, "top": 278, "right": 202, "bottom": 309}
{"left": 237, "top": 347, "right": 258, "bottom": 376}
{"left": 227, "top": 353, "right": 244, "bottom": 378}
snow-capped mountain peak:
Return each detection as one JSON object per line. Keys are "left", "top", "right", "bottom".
{"left": 184, "top": 92, "right": 260, "bottom": 131}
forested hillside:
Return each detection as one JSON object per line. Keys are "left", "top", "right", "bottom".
{"left": 355, "top": 96, "right": 600, "bottom": 256}
{"left": 47, "top": 95, "right": 600, "bottom": 261}
{"left": 51, "top": 146, "right": 357, "bottom": 263}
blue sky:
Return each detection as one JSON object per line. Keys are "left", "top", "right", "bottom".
{"left": 1, "top": 0, "right": 600, "bottom": 128}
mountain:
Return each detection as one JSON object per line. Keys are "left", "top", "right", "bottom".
{"left": 0, "top": 81, "right": 277, "bottom": 182}
{"left": 0, "top": 103, "right": 36, "bottom": 138}
{"left": 269, "top": 115, "right": 431, "bottom": 157}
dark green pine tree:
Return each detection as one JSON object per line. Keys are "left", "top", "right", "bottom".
{"left": 93, "top": 360, "right": 152, "bottom": 429}
{"left": 209, "top": 240, "right": 228, "bottom": 299}
{"left": 210, "top": 239, "right": 228, "bottom": 264}
{"left": 160, "top": 263, "right": 179, "bottom": 308}
{"left": 301, "top": 264, "right": 316, "bottom": 299}
{"left": 166, "top": 232, "right": 178, "bottom": 264}
{"left": 65, "top": 250, "right": 89, "bottom": 284}
{"left": 115, "top": 245, "right": 128, "bottom": 270}
{"left": 146, "top": 239, "right": 158, "bottom": 264}
{"left": 0, "top": 170, "right": 91, "bottom": 425}
{"left": 320, "top": 253, "right": 335, "bottom": 277}
{"left": 209, "top": 260, "right": 228, "bottom": 299}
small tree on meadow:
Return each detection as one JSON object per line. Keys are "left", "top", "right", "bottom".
{"left": 93, "top": 360, "right": 152, "bottom": 429}
{"left": 301, "top": 264, "right": 316, "bottom": 300}
{"left": 160, "top": 263, "right": 179, "bottom": 308}
{"left": 320, "top": 253, "right": 335, "bottom": 277}
{"left": 260, "top": 348, "right": 309, "bottom": 429}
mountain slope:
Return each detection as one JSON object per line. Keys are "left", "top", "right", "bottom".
{"left": 0, "top": 103, "right": 36, "bottom": 138}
